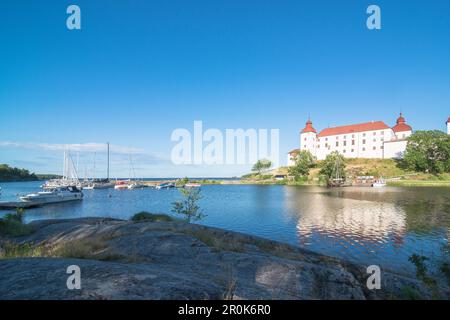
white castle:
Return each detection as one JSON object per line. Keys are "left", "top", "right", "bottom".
{"left": 288, "top": 114, "right": 450, "bottom": 165}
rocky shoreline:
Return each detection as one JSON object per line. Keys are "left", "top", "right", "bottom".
{"left": 0, "top": 217, "right": 448, "bottom": 300}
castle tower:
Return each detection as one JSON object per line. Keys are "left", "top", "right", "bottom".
{"left": 447, "top": 117, "right": 450, "bottom": 135}
{"left": 300, "top": 119, "right": 317, "bottom": 157}
{"left": 392, "top": 113, "right": 412, "bottom": 139}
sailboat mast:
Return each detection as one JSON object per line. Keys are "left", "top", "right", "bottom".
{"left": 107, "top": 142, "right": 110, "bottom": 181}
{"left": 62, "top": 149, "right": 65, "bottom": 179}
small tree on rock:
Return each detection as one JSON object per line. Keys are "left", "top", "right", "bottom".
{"left": 172, "top": 188, "right": 205, "bottom": 223}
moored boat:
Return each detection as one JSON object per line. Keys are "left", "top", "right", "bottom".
{"left": 155, "top": 182, "right": 175, "bottom": 190}
{"left": 20, "top": 186, "right": 83, "bottom": 204}
{"left": 184, "top": 183, "right": 201, "bottom": 188}
{"left": 372, "top": 178, "right": 387, "bottom": 187}
{"left": 114, "top": 180, "right": 130, "bottom": 190}
{"left": 128, "top": 182, "right": 146, "bottom": 189}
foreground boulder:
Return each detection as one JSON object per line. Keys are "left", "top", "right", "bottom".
{"left": 0, "top": 217, "right": 446, "bottom": 299}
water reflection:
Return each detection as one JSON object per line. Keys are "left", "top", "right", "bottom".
{"left": 282, "top": 186, "right": 448, "bottom": 274}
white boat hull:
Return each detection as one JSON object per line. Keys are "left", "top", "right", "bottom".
{"left": 372, "top": 183, "right": 386, "bottom": 188}
{"left": 20, "top": 192, "right": 83, "bottom": 204}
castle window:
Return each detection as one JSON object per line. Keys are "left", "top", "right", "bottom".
{"left": 381, "top": 138, "right": 384, "bottom": 141}
{"left": 325, "top": 138, "right": 328, "bottom": 141}
{"left": 373, "top": 139, "right": 376, "bottom": 142}
{"left": 352, "top": 134, "right": 355, "bottom": 138}
{"left": 352, "top": 140, "right": 355, "bottom": 145}
{"left": 351, "top": 149, "right": 354, "bottom": 152}
{"left": 362, "top": 147, "right": 366, "bottom": 151}
{"left": 336, "top": 142, "right": 339, "bottom": 147}
{"left": 373, "top": 132, "right": 376, "bottom": 136}
{"left": 343, "top": 150, "right": 346, "bottom": 153}
{"left": 381, "top": 131, "right": 384, "bottom": 135}
{"left": 373, "top": 146, "right": 376, "bottom": 150}
{"left": 362, "top": 139, "right": 366, "bottom": 144}
{"left": 381, "top": 146, "right": 384, "bottom": 149}
{"left": 363, "top": 133, "right": 366, "bottom": 137}
{"left": 344, "top": 141, "right": 347, "bottom": 146}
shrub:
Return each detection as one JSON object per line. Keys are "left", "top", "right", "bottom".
{"left": 131, "top": 211, "right": 176, "bottom": 222}
{"left": 172, "top": 188, "right": 205, "bottom": 223}
{"left": 0, "top": 209, "right": 33, "bottom": 237}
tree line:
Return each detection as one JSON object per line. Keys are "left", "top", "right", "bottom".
{"left": 0, "top": 164, "right": 39, "bottom": 182}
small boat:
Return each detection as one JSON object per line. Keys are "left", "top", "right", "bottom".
{"left": 20, "top": 186, "right": 83, "bottom": 204}
{"left": 114, "top": 181, "right": 130, "bottom": 190}
{"left": 155, "top": 182, "right": 175, "bottom": 190}
{"left": 128, "top": 182, "right": 146, "bottom": 189}
{"left": 84, "top": 180, "right": 115, "bottom": 190}
{"left": 184, "top": 183, "right": 201, "bottom": 188}
{"left": 92, "top": 181, "right": 115, "bottom": 189}
{"left": 372, "top": 178, "right": 386, "bottom": 187}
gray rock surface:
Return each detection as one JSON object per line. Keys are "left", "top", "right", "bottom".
{"left": 0, "top": 218, "right": 447, "bottom": 300}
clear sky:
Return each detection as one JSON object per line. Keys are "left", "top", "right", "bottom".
{"left": 1, "top": 0, "right": 449, "bottom": 177}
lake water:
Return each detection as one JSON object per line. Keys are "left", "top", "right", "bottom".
{"left": 1, "top": 181, "right": 449, "bottom": 276}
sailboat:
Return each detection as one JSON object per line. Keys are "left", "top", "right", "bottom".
{"left": 42, "top": 148, "right": 81, "bottom": 189}
{"left": 84, "top": 143, "right": 115, "bottom": 190}
{"left": 127, "top": 155, "right": 146, "bottom": 189}
{"left": 327, "top": 155, "right": 352, "bottom": 188}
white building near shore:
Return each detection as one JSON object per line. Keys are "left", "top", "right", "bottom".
{"left": 288, "top": 113, "right": 413, "bottom": 164}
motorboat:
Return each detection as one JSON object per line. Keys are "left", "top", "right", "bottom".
{"left": 184, "top": 183, "right": 201, "bottom": 188}
{"left": 155, "top": 182, "right": 175, "bottom": 190}
{"left": 114, "top": 180, "right": 130, "bottom": 190}
{"left": 128, "top": 182, "right": 146, "bottom": 189}
{"left": 92, "top": 181, "right": 115, "bottom": 189}
{"left": 372, "top": 178, "right": 387, "bottom": 187}
{"left": 20, "top": 186, "right": 83, "bottom": 204}
{"left": 83, "top": 180, "right": 115, "bottom": 190}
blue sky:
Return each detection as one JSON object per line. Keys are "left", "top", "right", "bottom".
{"left": 1, "top": 0, "right": 449, "bottom": 177}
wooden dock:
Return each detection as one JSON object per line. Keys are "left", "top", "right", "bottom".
{"left": 0, "top": 201, "right": 41, "bottom": 209}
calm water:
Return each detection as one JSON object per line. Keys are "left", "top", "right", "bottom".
{"left": 1, "top": 181, "right": 449, "bottom": 276}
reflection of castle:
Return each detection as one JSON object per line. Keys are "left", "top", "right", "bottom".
{"left": 282, "top": 188, "right": 407, "bottom": 245}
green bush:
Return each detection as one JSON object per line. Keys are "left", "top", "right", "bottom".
{"left": 131, "top": 212, "right": 176, "bottom": 222}
{"left": 0, "top": 209, "right": 33, "bottom": 237}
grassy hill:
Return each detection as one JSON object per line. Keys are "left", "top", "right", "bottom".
{"left": 243, "top": 158, "right": 450, "bottom": 186}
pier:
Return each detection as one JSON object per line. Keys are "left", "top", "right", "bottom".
{"left": 0, "top": 201, "right": 41, "bottom": 210}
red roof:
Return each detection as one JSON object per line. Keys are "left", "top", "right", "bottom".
{"left": 392, "top": 123, "right": 412, "bottom": 132}
{"left": 301, "top": 120, "right": 316, "bottom": 133}
{"left": 317, "top": 121, "right": 390, "bottom": 137}
{"left": 392, "top": 113, "right": 412, "bottom": 133}
{"left": 447, "top": 117, "right": 450, "bottom": 123}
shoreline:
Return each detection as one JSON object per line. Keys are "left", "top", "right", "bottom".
{"left": 2, "top": 179, "right": 450, "bottom": 187}
{"left": 1, "top": 216, "right": 448, "bottom": 300}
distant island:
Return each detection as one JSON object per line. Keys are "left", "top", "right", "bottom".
{"left": 0, "top": 164, "right": 60, "bottom": 182}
